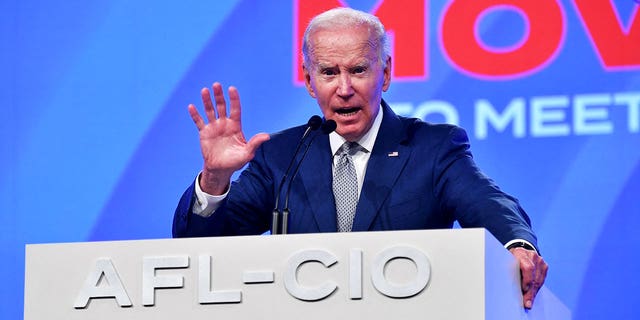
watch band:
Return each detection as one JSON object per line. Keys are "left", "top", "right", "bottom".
{"left": 506, "top": 241, "right": 536, "bottom": 251}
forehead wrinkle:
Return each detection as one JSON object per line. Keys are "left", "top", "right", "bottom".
{"left": 309, "top": 39, "right": 376, "bottom": 69}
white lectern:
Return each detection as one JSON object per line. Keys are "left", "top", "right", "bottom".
{"left": 24, "top": 228, "right": 570, "bottom": 319}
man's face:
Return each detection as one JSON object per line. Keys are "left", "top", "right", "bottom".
{"left": 303, "top": 26, "right": 391, "bottom": 142}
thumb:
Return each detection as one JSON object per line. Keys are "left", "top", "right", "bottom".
{"left": 523, "top": 286, "right": 539, "bottom": 309}
{"left": 246, "top": 133, "right": 271, "bottom": 153}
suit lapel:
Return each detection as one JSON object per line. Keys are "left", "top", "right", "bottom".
{"left": 299, "top": 132, "right": 338, "bottom": 232}
{"left": 352, "top": 102, "right": 411, "bottom": 231}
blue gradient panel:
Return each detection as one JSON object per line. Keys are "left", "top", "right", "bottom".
{"left": 2, "top": 1, "right": 639, "bottom": 318}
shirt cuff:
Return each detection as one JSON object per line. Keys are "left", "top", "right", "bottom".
{"left": 192, "top": 172, "right": 229, "bottom": 217}
{"left": 504, "top": 239, "right": 539, "bottom": 255}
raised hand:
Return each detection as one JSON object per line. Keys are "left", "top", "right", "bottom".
{"left": 188, "top": 82, "right": 270, "bottom": 195}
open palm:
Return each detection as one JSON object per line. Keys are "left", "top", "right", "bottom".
{"left": 188, "top": 83, "right": 270, "bottom": 194}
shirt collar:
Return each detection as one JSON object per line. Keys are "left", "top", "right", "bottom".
{"left": 329, "top": 104, "right": 383, "bottom": 156}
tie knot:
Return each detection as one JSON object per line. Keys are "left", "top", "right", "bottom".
{"left": 339, "top": 141, "right": 360, "bottom": 156}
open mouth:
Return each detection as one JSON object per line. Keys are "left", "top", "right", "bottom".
{"left": 335, "top": 107, "right": 361, "bottom": 117}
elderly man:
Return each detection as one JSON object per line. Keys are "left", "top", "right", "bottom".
{"left": 173, "top": 7, "right": 547, "bottom": 309}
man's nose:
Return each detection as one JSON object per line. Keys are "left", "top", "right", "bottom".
{"left": 337, "top": 74, "right": 354, "bottom": 98}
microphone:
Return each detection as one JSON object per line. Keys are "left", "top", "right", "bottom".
{"left": 281, "top": 119, "right": 337, "bottom": 234}
{"left": 321, "top": 119, "right": 337, "bottom": 134}
{"left": 271, "top": 115, "right": 323, "bottom": 235}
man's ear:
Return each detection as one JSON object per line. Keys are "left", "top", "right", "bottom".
{"left": 382, "top": 56, "right": 392, "bottom": 92}
{"left": 303, "top": 64, "right": 316, "bottom": 98}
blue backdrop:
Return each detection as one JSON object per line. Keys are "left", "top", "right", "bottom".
{"left": 2, "top": 0, "right": 639, "bottom": 318}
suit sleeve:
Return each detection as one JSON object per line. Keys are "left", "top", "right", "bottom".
{"left": 432, "top": 126, "right": 538, "bottom": 248}
{"left": 172, "top": 179, "right": 233, "bottom": 237}
{"left": 172, "top": 144, "right": 275, "bottom": 238}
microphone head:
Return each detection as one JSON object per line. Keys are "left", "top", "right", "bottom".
{"left": 321, "top": 119, "right": 337, "bottom": 134}
{"left": 307, "top": 115, "right": 323, "bottom": 130}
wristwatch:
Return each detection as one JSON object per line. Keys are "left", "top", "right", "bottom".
{"left": 506, "top": 241, "right": 536, "bottom": 251}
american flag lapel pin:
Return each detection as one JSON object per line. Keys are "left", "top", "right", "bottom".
{"left": 388, "top": 151, "right": 399, "bottom": 157}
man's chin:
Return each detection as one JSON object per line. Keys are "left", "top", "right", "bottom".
{"left": 336, "top": 126, "right": 365, "bottom": 141}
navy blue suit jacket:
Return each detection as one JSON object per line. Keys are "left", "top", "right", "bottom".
{"left": 173, "top": 102, "right": 537, "bottom": 247}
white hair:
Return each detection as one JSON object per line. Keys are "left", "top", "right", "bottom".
{"left": 302, "top": 7, "right": 391, "bottom": 68}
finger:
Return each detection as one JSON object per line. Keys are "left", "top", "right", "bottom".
{"left": 212, "top": 82, "right": 227, "bottom": 119}
{"left": 539, "top": 257, "right": 549, "bottom": 283}
{"left": 534, "top": 259, "right": 548, "bottom": 288}
{"left": 246, "top": 133, "right": 271, "bottom": 155}
{"left": 526, "top": 257, "right": 548, "bottom": 308}
{"left": 201, "top": 87, "right": 216, "bottom": 122}
{"left": 228, "top": 86, "right": 241, "bottom": 122}
{"left": 188, "top": 104, "right": 206, "bottom": 130}
{"left": 514, "top": 251, "right": 536, "bottom": 308}
{"left": 523, "top": 286, "right": 539, "bottom": 309}
{"left": 519, "top": 256, "right": 535, "bottom": 293}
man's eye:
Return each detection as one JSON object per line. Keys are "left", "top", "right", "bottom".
{"left": 322, "top": 69, "right": 336, "bottom": 76}
{"left": 352, "top": 67, "right": 366, "bottom": 74}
